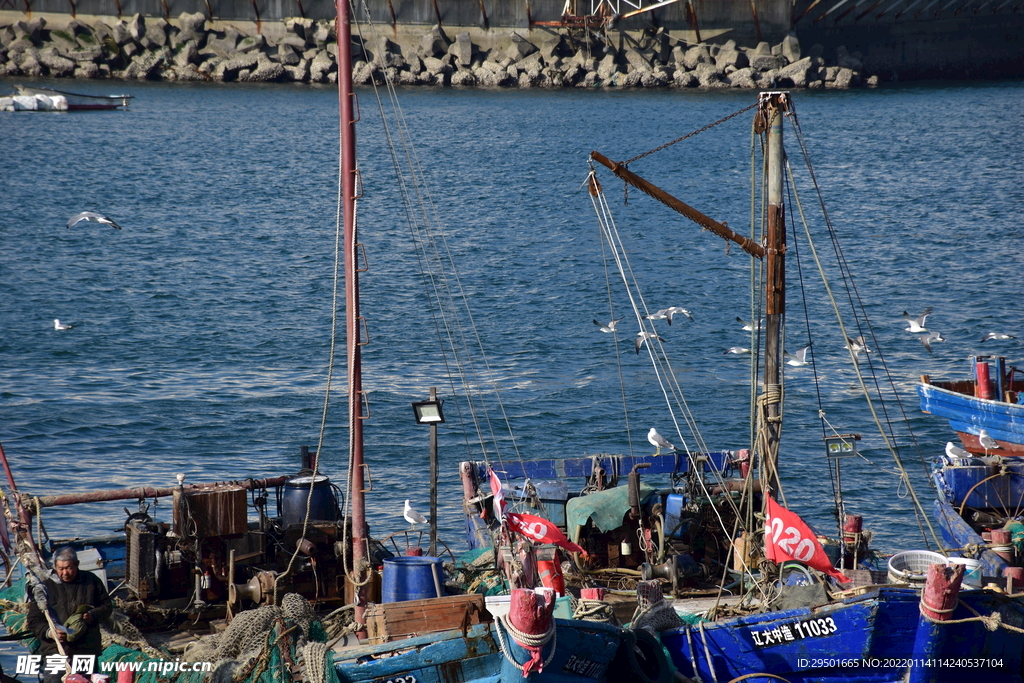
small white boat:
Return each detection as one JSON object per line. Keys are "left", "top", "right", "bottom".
{"left": 13, "top": 85, "right": 132, "bottom": 110}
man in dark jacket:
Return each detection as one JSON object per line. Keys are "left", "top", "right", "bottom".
{"left": 27, "top": 547, "right": 112, "bottom": 681}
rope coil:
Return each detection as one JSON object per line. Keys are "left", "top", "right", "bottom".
{"left": 493, "top": 614, "right": 557, "bottom": 673}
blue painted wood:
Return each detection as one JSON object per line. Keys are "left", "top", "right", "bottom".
{"left": 919, "top": 384, "right": 1024, "bottom": 444}
{"left": 471, "top": 451, "right": 732, "bottom": 483}
{"left": 334, "top": 619, "right": 632, "bottom": 683}
{"left": 660, "top": 588, "right": 1024, "bottom": 683}
{"left": 932, "top": 497, "right": 1010, "bottom": 576}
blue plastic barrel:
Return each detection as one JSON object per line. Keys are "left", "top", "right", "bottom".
{"left": 381, "top": 556, "right": 444, "bottom": 603}
{"left": 279, "top": 475, "right": 338, "bottom": 527}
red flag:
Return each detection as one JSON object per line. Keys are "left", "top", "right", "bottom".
{"left": 764, "top": 496, "right": 851, "bottom": 584}
{"left": 507, "top": 512, "right": 586, "bottom": 555}
{"left": 488, "top": 467, "right": 508, "bottom": 521}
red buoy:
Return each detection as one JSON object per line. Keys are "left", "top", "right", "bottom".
{"left": 581, "top": 587, "right": 605, "bottom": 601}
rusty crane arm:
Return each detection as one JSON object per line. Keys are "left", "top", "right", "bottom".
{"left": 589, "top": 150, "right": 765, "bottom": 259}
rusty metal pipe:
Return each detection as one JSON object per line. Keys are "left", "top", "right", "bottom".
{"left": 589, "top": 151, "right": 765, "bottom": 259}
{"left": 29, "top": 475, "right": 289, "bottom": 509}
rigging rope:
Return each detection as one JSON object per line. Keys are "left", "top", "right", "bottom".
{"left": 354, "top": 0, "right": 534, "bottom": 488}
{"left": 784, "top": 148, "right": 941, "bottom": 551}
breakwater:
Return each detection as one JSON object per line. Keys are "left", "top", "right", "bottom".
{"left": 0, "top": 13, "right": 879, "bottom": 88}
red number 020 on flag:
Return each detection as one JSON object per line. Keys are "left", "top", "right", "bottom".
{"left": 765, "top": 515, "right": 816, "bottom": 562}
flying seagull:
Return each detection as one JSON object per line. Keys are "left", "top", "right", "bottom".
{"left": 647, "top": 427, "right": 675, "bottom": 455}
{"left": 724, "top": 346, "right": 751, "bottom": 355}
{"left": 635, "top": 331, "right": 665, "bottom": 354}
{"left": 67, "top": 211, "right": 122, "bottom": 230}
{"left": 403, "top": 499, "right": 427, "bottom": 526}
{"left": 845, "top": 335, "right": 872, "bottom": 363}
{"left": 785, "top": 344, "right": 812, "bottom": 367}
{"left": 593, "top": 318, "right": 623, "bottom": 334}
{"left": 53, "top": 319, "right": 74, "bottom": 331}
{"left": 736, "top": 317, "right": 763, "bottom": 332}
{"left": 978, "top": 429, "right": 999, "bottom": 454}
{"left": 920, "top": 331, "right": 945, "bottom": 354}
{"left": 945, "top": 442, "right": 970, "bottom": 459}
{"left": 665, "top": 307, "right": 695, "bottom": 324}
{"left": 902, "top": 308, "right": 933, "bottom": 333}
{"left": 644, "top": 310, "right": 669, "bottom": 323}
{"left": 981, "top": 332, "right": 1016, "bottom": 343}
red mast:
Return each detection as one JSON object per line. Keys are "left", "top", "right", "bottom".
{"left": 335, "top": 0, "right": 368, "bottom": 623}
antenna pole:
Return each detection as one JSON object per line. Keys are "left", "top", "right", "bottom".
{"left": 761, "top": 92, "right": 789, "bottom": 496}
{"left": 336, "top": 0, "right": 368, "bottom": 625}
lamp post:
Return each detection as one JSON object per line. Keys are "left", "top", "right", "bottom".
{"left": 412, "top": 387, "right": 444, "bottom": 556}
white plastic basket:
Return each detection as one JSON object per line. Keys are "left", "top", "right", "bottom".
{"left": 887, "top": 550, "right": 947, "bottom": 584}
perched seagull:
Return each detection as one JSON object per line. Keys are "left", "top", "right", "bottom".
{"left": 635, "top": 331, "right": 665, "bottom": 354}
{"left": 902, "top": 308, "right": 933, "bottom": 333}
{"left": 981, "top": 332, "right": 1017, "bottom": 343}
{"left": 53, "top": 319, "right": 74, "bottom": 331}
{"left": 736, "top": 317, "right": 763, "bottom": 332}
{"left": 665, "top": 307, "right": 695, "bottom": 324}
{"left": 593, "top": 318, "right": 623, "bottom": 334}
{"left": 66, "top": 211, "right": 122, "bottom": 230}
{"left": 647, "top": 428, "right": 675, "bottom": 455}
{"left": 785, "top": 344, "right": 812, "bottom": 367}
{"left": 845, "top": 335, "right": 872, "bottom": 363}
{"left": 724, "top": 346, "right": 751, "bottom": 355}
{"left": 403, "top": 499, "right": 427, "bottom": 526}
{"left": 945, "top": 442, "right": 971, "bottom": 459}
{"left": 978, "top": 429, "right": 999, "bottom": 454}
{"left": 920, "top": 331, "right": 945, "bottom": 354}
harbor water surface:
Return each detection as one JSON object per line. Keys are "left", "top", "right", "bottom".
{"left": 1, "top": 80, "right": 1022, "bottom": 594}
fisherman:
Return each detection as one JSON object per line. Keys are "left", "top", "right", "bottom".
{"left": 27, "top": 547, "right": 112, "bottom": 682}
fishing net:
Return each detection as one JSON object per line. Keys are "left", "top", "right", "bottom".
{"left": 630, "top": 580, "right": 684, "bottom": 634}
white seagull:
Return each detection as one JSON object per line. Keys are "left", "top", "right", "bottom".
{"left": 403, "top": 499, "right": 428, "bottom": 526}
{"left": 635, "top": 331, "right": 665, "bottom": 354}
{"left": 593, "top": 318, "right": 623, "bottom": 333}
{"left": 67, "top": 211, "right": 122, "bottom": 230}
{"left": 646, "top": 308, "right": 693, "bottom": 325}
{"left": 902, "top": 308, "right": 932, "bottom": 333}
{"left": 724, "top": 346, "right": 751, "bottom": 355}
{"left": 945, "top": 442, "right": 970, "bottom": 459}
{"left": 845, "top": 335, "right": 872, "bottom": 363}
{"left": 785, "top": 344, "right": 812, "bottom": 366}
{"left": 53, "top": 319, "right": 74, "bottom": 331}
{"left": 920, "top": 331, "right": 945, "bottom": 354}
{"left": 981, "top": 332, "right": 1017, "bottom": 343}
{"left": 647, "top": 428, "right": 675, "bottom": 455}
{"left": 978, "top": 429, "right": 999, "bottom": 454}
{"left": 736, "top": 317, "right": 763, "bottom": 332}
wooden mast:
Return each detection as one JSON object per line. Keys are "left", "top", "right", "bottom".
{"left": 336, "top": 0, "right": 368, "bottom": 623}
{"left": 761, "top": 92, "right": 789, "bottom": 496}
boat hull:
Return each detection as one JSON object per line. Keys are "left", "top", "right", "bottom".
{"left": 918, "top": 383, "right": 1024, "bottom": 456}
{"left": 661, "top": 588, "right": 1024, "bottom": 682}
{"left": 14, "top": 85, "right": 131, "bottom": 110}
{"left": 334, "top": 619, "right": 644, "bottom": 683}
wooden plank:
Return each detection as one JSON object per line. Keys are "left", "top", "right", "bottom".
{"left": 365, "top": 594, "right": 490, "bottom": 644}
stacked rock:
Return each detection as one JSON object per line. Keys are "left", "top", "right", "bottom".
{"left": 0, "top": 15, "right": 878, "bottom": 88}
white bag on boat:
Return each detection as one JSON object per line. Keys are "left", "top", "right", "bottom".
{"left": 42, "top": 95, "right": 69, "bottom": 111}
{"left": 12, "top": 95, "right": 38, "bottom": 111}
{"left": 34, "top": 94, "right": 68, "bottom": 111}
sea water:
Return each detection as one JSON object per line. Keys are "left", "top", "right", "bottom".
{"left": 0, "top": 80, "right": 1022, "bottom": 658}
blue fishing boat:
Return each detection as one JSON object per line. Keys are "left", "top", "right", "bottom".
{"left": 919, "top": 357, "right": 1024, "bottom": 457}
{"left": 466, "top": 91, "right": 1024, "bottom": 682}
{"left": 920, "top": 357, "right": 1024, "bottom": 578}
